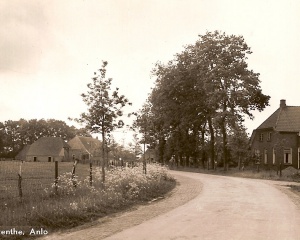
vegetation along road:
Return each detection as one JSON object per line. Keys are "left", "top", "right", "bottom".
{"left": 43, "top": 171, "right": 300, "bottom": 240}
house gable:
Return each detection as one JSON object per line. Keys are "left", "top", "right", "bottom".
{"left": 68, "top": 135, "right": 102, "bottom": 161}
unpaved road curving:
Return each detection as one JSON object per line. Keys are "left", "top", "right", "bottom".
{"left": 43, "top": 171, "right": 300, "bottom": 240}
{"left": 104, "top": 171, "right": 300, "bottom": 240}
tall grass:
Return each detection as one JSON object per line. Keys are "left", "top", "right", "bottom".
{"left": 0, "top": 161, "right": 88, "bottom": 204}
{"left": 0, "top": 163, "right": 175, "bottom": 238}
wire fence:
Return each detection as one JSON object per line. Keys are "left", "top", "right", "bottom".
{"left": 0, "top": 160, "right": 94, "bottom": 204}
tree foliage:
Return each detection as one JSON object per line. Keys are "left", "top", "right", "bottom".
{"left": 77, "top": 61, "right": 131, "bottom": 181}
{"left": 143, "top": 30, "right": 270, "bottom": 169}
{"left": 0, "top": 118, "right": 89, "bottom": 158}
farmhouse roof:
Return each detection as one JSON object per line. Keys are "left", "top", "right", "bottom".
{"left": 27, "top": 137, "right": 70, "bottom": 156}
{"left": 68, "top": 136, "right": 102, "bottom": 154}
{"left": 257, "top": 99, "right": 300, "bottom": 132}
{"left": 15, "top": 145, "right": 31, "bottom": 160}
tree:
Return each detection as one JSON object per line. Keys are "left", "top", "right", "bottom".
{"left": 148, "top": 31, "right": 270, "bottom": 170}
{"left": 77, "top": 61, "right": 131, "bottom": 182}
{"left": 133, "top": 101, "right": 155, "bottom": 173}
{"left": 0, "top": 118, "right": 89, "bottom": 158}
{"left": 187, "top": 31, "right": 270, "bottom": 170}
{"left": 227, "top": 125, "right": 250, "bottom": 169}
{"left": 150, "top": 45, "right": 209, "bottom": 166}
{"left": 0, "top": 122, "right": 5, "bottom": 156}
{"left": 129, "top": 133, "right": 143, "bottom": 160}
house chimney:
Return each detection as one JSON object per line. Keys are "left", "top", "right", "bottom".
{"left": 280, "top": 99, "right": 286, "bottom": 108}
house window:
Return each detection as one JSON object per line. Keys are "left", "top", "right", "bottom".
{"left": 284, "top": 148, "right": 292, "bottom": 164}
{"left": 259, "top": 133, "right": 264, "bottom": 142}
{"left": 264, "top": 149, "right": 268, "bottom": 164}
{"left": 267, "top": 132, "right": 272, "bottom": 141}
{"left": 273, "top": 148, "right": 276, "bottom": 165}
{"left": 48, "top": 157, "right": 52, "bottom": 162}
{"left": 34, "top": 157, "right": 37, "bottom": 162}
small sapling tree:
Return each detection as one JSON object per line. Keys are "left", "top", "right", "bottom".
{"left": 77, "top": 61, "right": 131, "bottom": 182}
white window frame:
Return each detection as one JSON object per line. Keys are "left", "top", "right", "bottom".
{"left": 264, "top": 149, "right": 268, "bottom": 164}
{"left": 273, "top": 148, "right": 276, "bottom": 165}
{"left": 283, "top": 148, "right": 292, "bottom": 164}
{"left": 267, "top": 132, "right": 272, "bottom": 141}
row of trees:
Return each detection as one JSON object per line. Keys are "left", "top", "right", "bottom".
{"left": 0, "top": 119, "right": 91, "bottom": 158}
{"left": 134, "top": 31, "right": 270, "bottom": 169}
{"left": 1, "top": 31, "right": 270, "bottom": 179}
{"left": 0, "top": 117, "right": 139, "bottom": 164}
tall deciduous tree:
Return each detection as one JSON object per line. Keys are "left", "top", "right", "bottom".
{"left": 149, "top": 30, "right": 270, "bottom": 169}
{"left": 192, "top": 31, "right": 270, "bottom": 169}
{"left": 77, "top": 61, "right": 131, "bottom": 182}
{"left": 133, "top": 101, "right": 155, "bottom": 173}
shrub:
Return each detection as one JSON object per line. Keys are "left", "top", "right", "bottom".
{"left": 1, "top": 163, "right": 175, "bottom": 236}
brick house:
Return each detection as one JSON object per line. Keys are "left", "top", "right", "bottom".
{"left": 250, "top": 99, "right": 300, "bottom": 169}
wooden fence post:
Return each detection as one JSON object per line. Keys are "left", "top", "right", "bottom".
{"left": 90, "top": 162, "right": 93, "bottom": 186}
{"left": 54, "top": 161, "right": 58, "bottom": 194}
{"left": 71, "top": 160, "right": 78, "bottom": 188}
{"left": 18, "top": 161, "right": 23, "bottom": 200}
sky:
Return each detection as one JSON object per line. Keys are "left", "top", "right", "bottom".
{"left": 1, "top": 0, "right": 300, "bottom": 145}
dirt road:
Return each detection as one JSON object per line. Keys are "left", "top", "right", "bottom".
{"left": 42, "top": 171, "right": 300, "bottom": 240}
{"left": 104, "top": 171, "right": 300, "bottom": 240}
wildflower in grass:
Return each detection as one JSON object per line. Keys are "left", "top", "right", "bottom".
{"left": 70, "top": 202, "right": 78, "bottom": 210}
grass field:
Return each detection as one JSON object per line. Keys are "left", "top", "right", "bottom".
{"left": 0, "top": 161, "right": 176, "bottom": 239}
{"left": 0, "top": 161, "right": 93, "bottom": 205}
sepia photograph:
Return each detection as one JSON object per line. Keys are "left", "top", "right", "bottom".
{"left": 1, "top": 0, "right": 300, "bottom": 239}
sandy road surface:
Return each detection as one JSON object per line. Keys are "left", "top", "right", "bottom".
{"left": 41, "top": 172, "right": 202, "bottom": 240}
{"left": 105, "top": 171, "right": 300, "bottom": 240}
{"left": 42, "top": 171, "right": 300, "bottom": 240}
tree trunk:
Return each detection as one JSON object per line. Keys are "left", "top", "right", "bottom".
{"left": 143, "top": 140, "right": 146, "bottom": 174}
{"left": 200, "top": 127, "right": 205, "bottom": 168}
{"left": 158, "top": 137, "right": 165, "bottom": 164}
{"left": 207, "top": 117, "right": 215, "bottom": 169}
{"left": 101, "top": 127, "right": 105, "bottom": 182}
{"left": 220, "top": 118, "right": 228, "bottom": 171}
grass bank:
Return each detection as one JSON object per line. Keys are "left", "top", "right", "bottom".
{"left": 171, "top": 165, "right": 300, "bottom": 182}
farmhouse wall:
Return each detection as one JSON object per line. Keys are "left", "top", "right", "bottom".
{"left": 26, "top": 155, "right": 65, "bottom": 162}
{"left": 251, "top": 130, "right": 299, "bottom": 168}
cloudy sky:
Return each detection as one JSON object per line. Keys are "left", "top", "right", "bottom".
{"left": 1, "top": 0, "right": 299, "bottom": 143}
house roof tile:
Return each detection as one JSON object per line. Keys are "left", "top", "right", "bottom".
{"left": 27, "top": 137, "right": 70, "bottom": 156}
{"left": 257, "top": 105, "right": 300, "bottom": 132}
{"left": 68, "top": 136, "right": 102, "bottom": 155}
{"left": 15, "top": 145, "right": 31, "bottom": 160}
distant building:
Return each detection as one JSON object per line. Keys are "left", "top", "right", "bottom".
{"left": 24, "top": 137, "right": 70, "bottom": 162}
{"left": 250, "top": 99, "right": 300, "bottom": 169}
{"left": 68, "top": 136, "right": 102, "bottom": 163}
{"left": 140, "top": 148, "right": 157, "bottom": 163}
{"left": 15, "top": 145, "right": 31, "bottom": 161}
